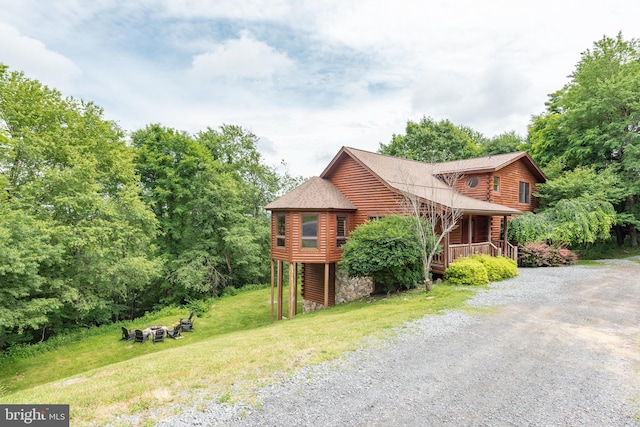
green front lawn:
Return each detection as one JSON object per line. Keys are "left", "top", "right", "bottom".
{"left": 0, "top": 284, "right": 475, "bottom": 426}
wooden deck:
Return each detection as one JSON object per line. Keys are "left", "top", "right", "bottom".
{"left": 432, "top": 241, "right": 518, "bottom": 275}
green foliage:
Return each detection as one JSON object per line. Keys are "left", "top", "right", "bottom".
{"left": 131, "top": 124, "right": 276, "bottom": 305}
{"left": 518, "top": 243, "right": 578, "bottom": 267}
{"left": 186, "top": 299, "right": 211, "bottom": 317}
{"left": 0, "top": 65, "right": 301, "bottom": 352}
{"left": 0, "top": 66, "right": 160, "bottom": 349}
{"left": 339, "top": 215, "right": 423, "bottom": 291}
{"left": 507, "top": 212, "right": 554, "bottom": 245}
{"left": 379, "top": 116, "right": 482, "bottom": 162}
{"left": 481, "top": 131, "right": 529, "bottom": 156}
{"left": 528, "top": 33, "right": 640, "bottom": 245}
{"left": 444, "top": 257, "right": 489, "bottom": 286}
{"left": 535, "top": 166, "right": 624, "bottom": 209}
{"left": 470, "top": 255, "right": 518, "bottom": 281}
{"left": 548, "top": 199, "right": 616, "bottom": 245}
{"left": 508, "top": 199, "right": 616, "bottom": 246}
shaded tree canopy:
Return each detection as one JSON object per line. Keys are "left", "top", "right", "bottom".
{"left": 0, "top": 65, "right": 160, "bottom": 349}
{"left": 379, "top": 116, "right": 482, "bottom": 162}
{"left": 528, "top": 33, "right": 640, "bottom": 246}
{"left": 379, "top": 116, "right": 528, "bottom": 163}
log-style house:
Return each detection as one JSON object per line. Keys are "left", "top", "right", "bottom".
{"left": 265, "top": 147, "right": 546, "bottom": 319}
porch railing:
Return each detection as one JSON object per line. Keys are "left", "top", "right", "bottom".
{"left": 432, "top": 241, "right": 518, "bottom": 271}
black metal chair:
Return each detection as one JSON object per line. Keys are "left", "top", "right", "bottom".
{"left": 121, "top": 327, "right": 135, "bottom": 341}
{"left": 152, "top": 328, "right": 165, "bottom": 344}
{"left": 134, "top": 329, "right": 148, "bottom": 344}
{"left": 167, "top": 324, "right": 182, "bottom": 339}
{"left": 180, "top": 312, "right": 194, "bottom": 332}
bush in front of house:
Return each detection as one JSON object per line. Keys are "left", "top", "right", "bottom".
{"left": 339, "top": 215, "right": 424, "bottom": 292}
{"left": 518, "top": 242, "right": 578, "bottom": 267}
{"left": 444, "top": 257, "right": 489, "bottom": 286}
{"left": 470, "top": 254, "right": 518, "bottom": 281}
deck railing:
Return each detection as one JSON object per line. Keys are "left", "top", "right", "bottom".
{"left": 432, "top": 241, "right": 518, "bottom": 273}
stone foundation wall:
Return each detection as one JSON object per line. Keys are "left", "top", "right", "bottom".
{"left": 302, "top": 267, "right": 373, "bottom": 314}
{"left": 335, "top": 269, "right": 373, "bottom": 304}
{"left": 303, "top": 299, "right": 325, "bottom": 314}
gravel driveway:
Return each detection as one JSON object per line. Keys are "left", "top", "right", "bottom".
{"left": 159, "top": 260, "right": 640, "bottom": 426}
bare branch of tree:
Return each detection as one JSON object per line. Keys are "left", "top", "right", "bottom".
{"left": 398, "top": 169, "right": 464, "bottom": 291}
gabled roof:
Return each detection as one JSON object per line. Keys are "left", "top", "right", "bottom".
{"left": 265, "top": 176, "right": 357, "bottom": 211}
{"left": 431, "top": 151, "right": 546, "bottom": 181}
{"left": 321, "top": 147, "right": 522, "bottom": 216}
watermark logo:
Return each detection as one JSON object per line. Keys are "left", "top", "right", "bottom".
{"left": 1, "top": 405, "right": 69, "bottom": 426}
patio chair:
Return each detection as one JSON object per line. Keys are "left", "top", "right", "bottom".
{"left": 134, "top": 329, "right": 148, "bottom": 344}
{"left": 121, "top": 327, "right": 135, "bottom": 341}
{"left": 152, "top": 328, "right": 165, "bottom": 344}
{"left": 180, "top": 312, "right": 194, "bottom": 332}
{"left": 167, "top": 324, "right": 183, "bottom": 339}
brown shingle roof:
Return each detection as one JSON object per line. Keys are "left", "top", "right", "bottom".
{"left": 431, "top": 151, "right": 546, "bottom": 181}
{"left": 267, "top": 147, "right": 538, "bottom": 216}
{"left": 324, "top": 147, "right": 522, "bottom": 216}
{"left": 265, "top": 176, "right": 357, "bottom": 210}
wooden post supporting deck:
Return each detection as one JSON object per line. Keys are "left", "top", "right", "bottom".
{"left": 323, "top": 263, "right": 330, "bottom": 307}
{"left": 288, "top": 262, "right": 296, "bottom": 319}
{"left": 277, "top": 260, "right": 283, "bottom": 320}
{"left": 270, "top": 259, "right": 275, "bottom": 322}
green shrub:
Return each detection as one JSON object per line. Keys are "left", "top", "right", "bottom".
{"left": 471, "top": 255, "right": 518, "bottom": 281}
{"left": 445, "top": 257, "right": 489, "bottom": 286}
{"left": 186, "top": 299, "right": 212, "bottom": 317}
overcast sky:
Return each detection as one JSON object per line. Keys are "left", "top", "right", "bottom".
{"left": 1, "top": 1, "right": 638, "bottom": 177}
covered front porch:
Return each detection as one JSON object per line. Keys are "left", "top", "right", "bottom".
{"left": 431, "top": 213, "right": 518, "bottom": 275}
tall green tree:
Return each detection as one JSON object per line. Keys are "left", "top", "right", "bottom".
{"left": 529, "top": 33, "right": 640, "bottom": 246}
{"left": 132, "top": 124, "right": 281, "bottom": 304}
{"left": 481, "top": 131, "right": 528, "bottom": 156}
{"left": 0, "top": 65, "right": 159, "bottom": 347}
{"left": 379, "top": 116, "right": 482, "bottom": 162}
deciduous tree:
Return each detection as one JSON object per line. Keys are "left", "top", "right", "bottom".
{"left": 529, "top": 33, "right": 640, "bottom": 246}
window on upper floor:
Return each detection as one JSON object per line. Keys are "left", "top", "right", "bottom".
{"left": 493, "top": 176, "right": 500, "bottom": 193}
{"left": 276, "top": 214, "right": 286, "bottom": 247}
{"left": 519, "top": 181, "right": 530, "bottom": 204}
{"left": 301, "top": 214, "right": 318, "bottom": 249}
{"left": 337, "top": 216, "right": 347, "bottom": 247}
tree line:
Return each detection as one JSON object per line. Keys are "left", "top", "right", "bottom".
{"left": 0, "top": 65, "right": 300, "bottom": 350}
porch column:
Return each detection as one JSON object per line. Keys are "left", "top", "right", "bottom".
{"left": 288, "top": 262, "right": 297, "bottom": 319}
{"left": 468, "top": 215, "right": 473, "bottom": 250}
{"left": 503, "top": 215, "right": 509, "bottom": 252}
{"left": 324, "top": 263, "right": 330, "bottom": 307}
{"left": 443, "top": 233, "right": 449, "bottom": 269}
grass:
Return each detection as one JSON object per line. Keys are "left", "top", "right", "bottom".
{"left": 0, "top": 283, "right": 475, "bottom": 426}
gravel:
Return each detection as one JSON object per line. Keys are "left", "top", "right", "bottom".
{"left": 146, "top": 262, "right": 640, "bottom": 426}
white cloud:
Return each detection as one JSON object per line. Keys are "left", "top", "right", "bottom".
{"left": 0, "top": 23, "right": 81, "bottom": 93}
{"left": 190, "top": 30, "right": 294, "bottom": 80}
{"left": 2, "top": 0, "right": 640, "bottom": 179}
